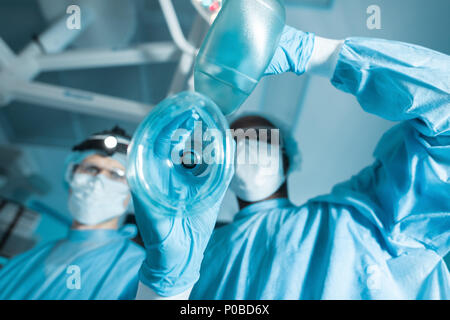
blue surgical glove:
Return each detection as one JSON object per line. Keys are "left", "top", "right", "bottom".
{"left": 131, "top": 110, "right": 231, "bottom": 297}
{"left": 265, "top": 25, "right": 315, "bottom": 76}
{"left": 133, "top": 194, "right": 222, "bottom": 297}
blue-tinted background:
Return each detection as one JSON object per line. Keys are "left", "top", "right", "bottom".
{"left": 0, "top": 0, "right": 448, "bottom": 267}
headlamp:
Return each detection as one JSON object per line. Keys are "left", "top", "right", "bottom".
{"left": 72, "top": 134, "right": 130, "bottom": 156}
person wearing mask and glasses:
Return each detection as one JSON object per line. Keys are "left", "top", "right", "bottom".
{"left": 0, "top": 126, "right": 145, "bottom": 300}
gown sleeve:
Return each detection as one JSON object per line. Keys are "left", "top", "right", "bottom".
{"left": 322, "top": 37, "right": 450, "bottom": 257}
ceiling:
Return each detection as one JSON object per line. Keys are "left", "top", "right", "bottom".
{"left": 0, "top": 0, "right": 198, "bottom": 149}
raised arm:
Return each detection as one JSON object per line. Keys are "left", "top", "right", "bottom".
{"left": 266, "top": 26, "right": 450, "bottom": 257}
{"left": 330, "top": 37, "right": 449, "bottom": 137}
{"left": 328, "top": 36, "right": 449, "bottom": 257}
{"left": 266, "top": 26, "right": 449, "bottom": 135}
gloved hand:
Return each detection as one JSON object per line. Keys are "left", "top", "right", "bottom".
{"left": 133, "top": 194, "right": 222, "bottom": 297}
{"left": 264, "top": 25, "right": 315, "bottom": 76}
{"left": 131, "top": 110, "right": 231, "bottom": 297}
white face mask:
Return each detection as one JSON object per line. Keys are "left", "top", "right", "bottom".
{"left": 230, "top": 139, "right": 286, "bottom": 202}
{"left": 68, "top": 173, "right": 130, "bottom": 226}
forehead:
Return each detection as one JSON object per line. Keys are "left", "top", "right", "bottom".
{"left": 230, "top": 116, "right": 276, "bottom": 130}
{"left": 81, "top": 154, "right": 125, "bottom": 170}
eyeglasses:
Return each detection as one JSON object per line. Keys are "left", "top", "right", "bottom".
{"left": 74, "top": 163, "right": 127, "bottom": 183}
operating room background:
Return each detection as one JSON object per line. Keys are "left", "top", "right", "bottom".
{"left": 0, "top": 0, "right": 449, "bottom": 267}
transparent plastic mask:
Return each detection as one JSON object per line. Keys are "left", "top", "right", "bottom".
{"left": 126, "top": 91, "right": 235, "bottom": 218}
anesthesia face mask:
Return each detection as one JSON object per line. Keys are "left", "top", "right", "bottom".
{"left": 126, "top": 91, "right": 235, "bottom": 218}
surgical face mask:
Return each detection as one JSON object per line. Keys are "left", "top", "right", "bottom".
{"left": 230, "top": 139, "right": 286, "bottom": 202}
{"left": 68, "top": 173, "right": 130, "bottom": 225}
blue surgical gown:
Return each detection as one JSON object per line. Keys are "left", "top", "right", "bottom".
{"left": 190, "top": 38, "right": 450, "bottom": 299}
{"left": 0, "top": 225, "right": 145, "bottom": 300}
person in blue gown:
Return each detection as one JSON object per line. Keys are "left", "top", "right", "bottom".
{"left": 131, "top": 26, "right": 450, "bottom": 300}
{"left": 0, "top": 127, "right": 145, "bottom": 300}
